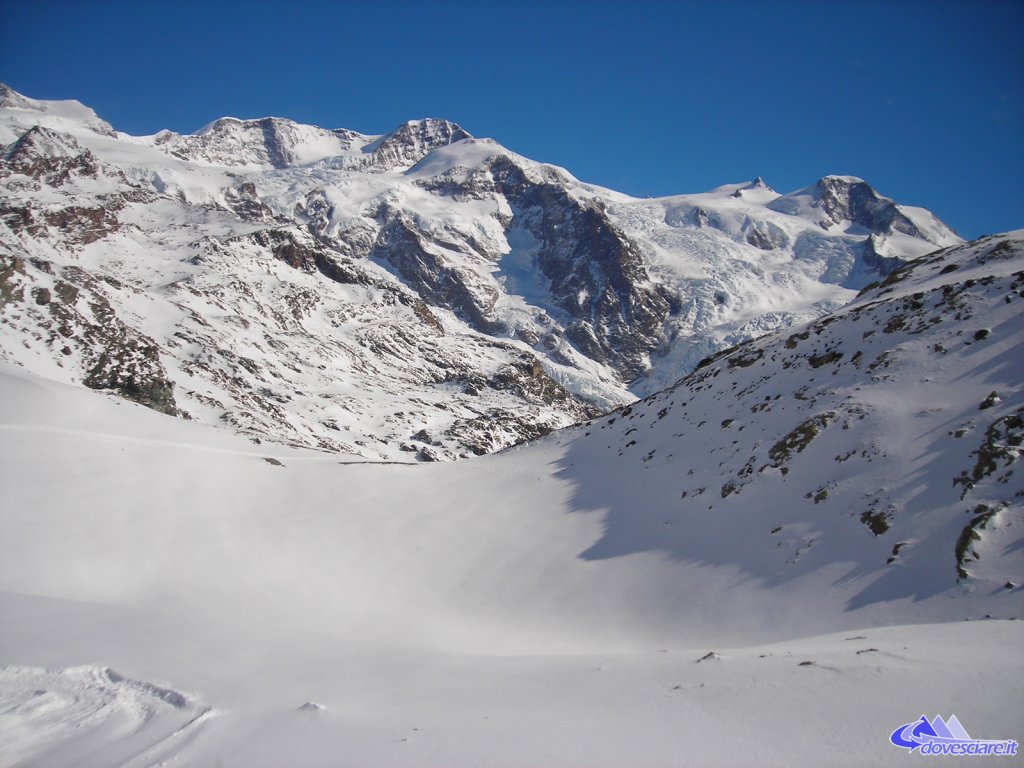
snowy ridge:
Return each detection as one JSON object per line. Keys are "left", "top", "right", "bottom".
{"left": 0, "top": 84, "right": 115, "bottom": 141}
{"left": 155, "top": 116, "right": 368, "bottom": 169}
{"left": 0, "top": 84, "right": 963, "bottom": 458}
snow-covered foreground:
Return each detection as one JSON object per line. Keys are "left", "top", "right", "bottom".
{"left": 1, "top": 353, "right": 1021, "bottom": 766}
{"left": 2, "top": 617, "right": 1020, "bottom": 768}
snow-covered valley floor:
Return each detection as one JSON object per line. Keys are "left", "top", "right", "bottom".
{"left": 1, "top": 362, "right": 1021, "bottom": 766}
{"left": 3, "top": 611, "right": 1020, "bottom": 768}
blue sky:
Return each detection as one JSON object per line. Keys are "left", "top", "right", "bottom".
{"left": 2, "top": 0, "right": 1021, "bottom": 239}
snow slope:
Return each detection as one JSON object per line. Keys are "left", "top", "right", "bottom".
{"left": 1, "top": 233, "right": 1020, "bottom": 766}
{"left": 545, "top": 231, "right": 1024, "bottom": 615}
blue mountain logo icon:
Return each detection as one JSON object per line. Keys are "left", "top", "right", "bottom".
{"left": 889, "top": 715, "right": 1018, "bottom": 757}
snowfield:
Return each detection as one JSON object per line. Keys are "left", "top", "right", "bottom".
{"left": 2, "top": 232, "right": 1022, "bottom": 766}
{"left": 0, "top": 367, "right": 1021, "bottom": 767}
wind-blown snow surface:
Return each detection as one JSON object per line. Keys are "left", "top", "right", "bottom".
{"left": 1, "top": 234, "right": 1021, "bottom": 766}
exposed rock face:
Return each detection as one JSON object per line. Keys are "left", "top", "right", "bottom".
{"left": 3, "top": 126, "right": 102, "bottom": 183}
{"left": 369, "top": 211, "right": 504, "bottom": 333}
{"left": 767, "top": 175, "right": 946, "bottom": 247}
{"left": 1, "top": 254, "right": 178, "bottom": 415}
{"left": 862, "top": 233, "right": 907, "bottom": 275}
{"left": 83, "top": 333, "right": 179, "bottom": 416}
{"left": 365, "top": 152, "right": 675, "bottom": 380}
{"left": 0, "top": 83, "right": 964, "bottom": 459}
{"left": 812, "top": 176, "right": 925, "bottom": 237}
{"left": 488, "top": 156, "right": 671, "bottom": 380}
{"left": 245, "top": 227, "right": 365, "bottom": 286}
{"left": 743, "top": 219, "right": 789, "bottom": 250}
{"left": 224, "top": 181, "right": 276, "bottom": 222}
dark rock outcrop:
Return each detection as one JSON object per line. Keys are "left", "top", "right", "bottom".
{"left": 488, "top": 156, "right": 671, "bottom": 381}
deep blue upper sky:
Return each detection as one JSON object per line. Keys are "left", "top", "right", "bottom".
{"left": 2, "top": 1, "right": 1021, "bottom": 239}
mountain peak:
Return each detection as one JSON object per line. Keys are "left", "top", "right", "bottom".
{"left": 369, "top": 118, "right": 472, "bottom": 170}
{"left": 730, "top": 176, "right": 777, "bottom": 198}
{"left": 154, "top": 114, "right": 365, "bottom": 169}
{"left": 765, "top": 175, "right": 959, "bottom": 248}
{"left": 818, "top": 174, "right": 866, "bottom": 186}
{"left": 0, "top": 83, "right": 114, "bottom": 136}
{"left": 194, "top": 114, "right": 300, "bottom": 136}
{"left": 398, "top": 117, "right": 470, "bottom": 137}
{"left": 6, "top": 124, "right": 83, "bottom": 158}
{"left": 0, "top": 83, "right": 32, "bottom": 110}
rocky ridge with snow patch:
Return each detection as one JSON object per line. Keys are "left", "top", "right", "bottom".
{"left": 539, "top": 232, "right": 1023, "bottom": 597}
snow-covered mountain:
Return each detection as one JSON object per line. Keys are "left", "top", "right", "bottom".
{"left": 0, "top": 230, "right": 1020, "bottom": 767}
{"left": 0, "top": 84, "right": 962, "bottom": 458}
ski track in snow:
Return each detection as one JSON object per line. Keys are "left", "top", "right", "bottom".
{"left": 0, "top": 665, "right": 217, "bottom": 768}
